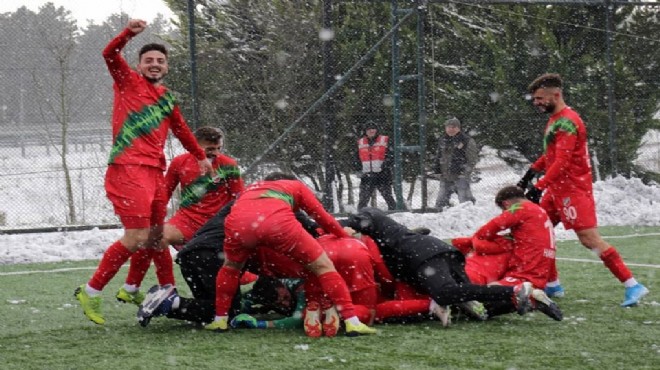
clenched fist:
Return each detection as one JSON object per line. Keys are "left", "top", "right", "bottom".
{"left": 127, "top": 19, "right": 147, "bottom": 34}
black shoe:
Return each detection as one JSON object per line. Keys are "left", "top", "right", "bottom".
{"left": 532, "top": 289, "right": 563, "bottom": 321}
{"left": 456, "top": 301, "right": 488, "bottom": 321}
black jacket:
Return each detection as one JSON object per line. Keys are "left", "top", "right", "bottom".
{"left": 434, "top": 131, "right": 478, "bottom": 177}
{"left": 344, "top": 207, "right": 461, "bottom": 278}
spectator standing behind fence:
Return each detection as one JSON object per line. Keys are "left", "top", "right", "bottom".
{"left": 432, "top": 117, "right": 478, "bottom": 210}
{"left": 354, "top": 121, "right": 397, "bottom": 210}
{"left": 520, "top": 73, "right": 648, "bottom": 306}
{"left": 73, "top": 19, "right": 213, "bottom": 325}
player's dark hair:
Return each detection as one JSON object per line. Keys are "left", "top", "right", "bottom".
{"left": 528, "top": 73, "right": 562, "bottom": 93}
{"left": 264, "top": 172, "right": 297, "bottom": 181}
{"left": 194, "top": 126, "right": 223, "bottom": 143}
{"left": 495, "top": 185, "right": 525, "bottom": 208}
{"left": 250, "top": 277, "right": 295, "bottom": 316}
{"left": 139, "top": 43, "right": 168, "bottom": 60}
{"left": 251, "top": 276, "right": 280, "bottom": 307}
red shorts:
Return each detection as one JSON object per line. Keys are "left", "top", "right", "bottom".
{"left": 255, "top": 247, "right": 308, "bottom": 279}
{"left": 393, "top": 282, "right": 429, "bottom": 301}
{"left": 166, "top": 212, "right": 204, "bottom": 242}
{"left": 541, "top": 190, "right": 597, "bottom": 231}
{"left": 491, "top": 276, "right": 525, "bottom": 287}
{"left": 318, "top": 235, "right": 376, "bottom": 293}
{"left": 223, "top": 199, "right": 324, "bottom": 265}
{"left": 465, "top": 252, "right": 511, "bottom": 285}
{"left": 105, "top": 164, "right": 167, "bottom": 228}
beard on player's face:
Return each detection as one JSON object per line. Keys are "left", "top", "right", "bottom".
{"left": 538, "top": 101, "right": 556, "bottom": 113}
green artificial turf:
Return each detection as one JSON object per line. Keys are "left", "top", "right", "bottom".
{"left": 0, "top": 226, "right": 657, "bottom": 370}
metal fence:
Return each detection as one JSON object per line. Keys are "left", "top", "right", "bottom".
{"left": 0, "top": 0, "right": 658, "bottom": 231}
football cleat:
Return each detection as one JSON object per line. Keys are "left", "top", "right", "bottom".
{"left": 430, "top": 301, "right": 451, "bottom": 327}
{"left": 621, "top": 284, "right": 649, "bottom": 307}
{"left": 322, "top": 306, "right": 340, "bottom": 337}
{"left": 544, "top": 284, "right": 565, "bottom": 298}
{"left": 204, "top": 318, "right": 229, "bottom": 332}
{"left": 303, "top": 303, "right": 322, "bottom": 338}
{"left": 513, "top": 282, "right": 533, "bottom": 315}
{"left": 344, "top": 321, "right": 377, "bottom": 337}
{"left": 531, "top": 289, "right": 563, "bottom": 321}
{"left": 74, "top": 285, "right": 105, "bottom": 325}
{"left": 116, "top": 287, "right": 146, "bottom": 306}
{"left": 457, "top": 300, "right": 488, "bottom": 321}
{"left": 137, "top": 284, "right": 177, "bottom": 327}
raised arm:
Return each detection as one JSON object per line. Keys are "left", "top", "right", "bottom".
{"left": 102, "top": 19, "right": 146, "bottom": 85}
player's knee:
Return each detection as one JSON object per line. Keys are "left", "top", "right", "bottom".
{"left": 121, "top": 230, "right": 151, "bottom": 250}
{"left": 307, "top": 253, "right": 336, "bottom": 275}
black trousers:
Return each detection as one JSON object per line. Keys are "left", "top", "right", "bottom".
{"left": 411, "top": 254, "right": 515, "bottom": 308}
{"left": 167, "top": 249, "right": 232, "bottom": 324}
{"left": 358, "top": 173, "right": 396, "bottom": 210}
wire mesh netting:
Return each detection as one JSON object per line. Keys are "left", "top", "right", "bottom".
{"left": 0, "top": 0, "right": 658, "bottom": 230}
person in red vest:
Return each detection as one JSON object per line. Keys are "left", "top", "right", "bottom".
{"left": 354, "top": 120, "right": 397, "bottom": 210}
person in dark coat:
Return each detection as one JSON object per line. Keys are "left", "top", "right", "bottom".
{"left": 432, "top": 117, "right": 478, "bottom": 209}
{"left": 344, "top": 207, "right": 562, "bottom": 323}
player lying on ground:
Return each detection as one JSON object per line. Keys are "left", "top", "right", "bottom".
{"left": 344, "top": 207, "right": 563, "bottom": 325}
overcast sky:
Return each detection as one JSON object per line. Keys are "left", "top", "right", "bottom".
{"left": 0, "top": 0, "right": 176, "bottom": 25}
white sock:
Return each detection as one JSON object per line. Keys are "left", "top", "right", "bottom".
{"left": 623, "top": 278, "right": 638, "bottom": 288}
{"left": 346, "top": 316, "right": 360, "bottom": 326}
{"left": 85, "top": 284, "right": 102, "bottom": 297}
{"left": 215, "top": 315, "right": 228, "bottom": 322}
{"left": 123, "top": 284, "right": 139, "bottom": 293}
{"left": 546, "top": 280, "right": 561, "bottom": 288}
{"left": 171, "top": 296, "right": 180, "bottom": 310}
{"left": 429, "top": 299, "right": 439, "bottom": 314}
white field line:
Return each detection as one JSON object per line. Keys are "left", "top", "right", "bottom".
{"left": 0, "top": 265, "right": 126, "bottom": 276}
{"left": 556, "top": 257, "right": 660, "bottom": 269}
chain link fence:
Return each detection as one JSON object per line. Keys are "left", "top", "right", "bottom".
{"left": 0, "top": 0, "right": 658, "bottom": 230}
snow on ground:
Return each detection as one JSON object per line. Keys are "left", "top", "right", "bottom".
{"left": 1, "top": 175, "right": 658, "bottom": 265}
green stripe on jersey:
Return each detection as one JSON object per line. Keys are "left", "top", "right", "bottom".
{"left": 543, "top": 117, "right": 577, "bottom": 153}
{"left": 179, "top": 165, "right": 241, "bottom": 208}
{"left": 108, "top": 92, "right": 177, "bottom": 164}
{"left": 259, "top": 189, "right": 294, "bottom": 207}
{"left": 507, "top": 202, "right": 523, "bottom": 214}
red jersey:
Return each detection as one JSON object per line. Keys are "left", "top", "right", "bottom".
{"left": 237, "top": 179, "right": 349, "bottom": 239}
{"left": 531, "top": 107, "right": 593, "bottom": 194}
{"left": 359, "top": 235, "right": 395, "bottom": 287}
{"left": 318, "top": 235, "right": 377, "bottom": 293}
{"left": 165, "top": 153, "right": 244, "bottom": 226}
{"left": 473, "top": 201, "right": 555, "bottom": 288}
{"left": 103, "top": 28, "right": 205, "bottom": 169}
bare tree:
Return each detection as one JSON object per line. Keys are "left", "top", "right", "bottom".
{"left": 28, "top": 4, "right": 80, "bottom": 224}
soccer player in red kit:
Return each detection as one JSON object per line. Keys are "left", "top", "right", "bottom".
{"left": 74, "top": 19, "right": 213, "bottom": 325}
{"left": 252, "top": 234, "right": 380, "bottom": 337}
{"left": 519, "top": 73, "right": 648, "bottom": 306}
{"left": 204, "top": 173, "right": 376, "bottom": 336}
{"left": 471, "top": 185, "right": 555, "bottom": 290}
{"left": 117, "top": 126, "right": 243, "bottom": 305}
{"left": 451, "top": 235, "right": 513, "bottom": 286}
